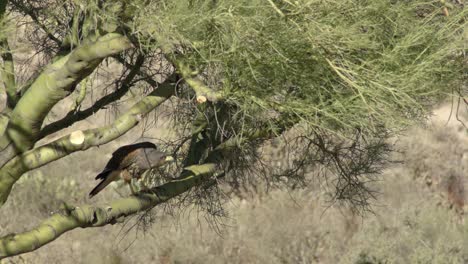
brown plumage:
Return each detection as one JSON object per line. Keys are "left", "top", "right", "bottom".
{"left": 89, "top": 142, "right": 173, "bottom": 198}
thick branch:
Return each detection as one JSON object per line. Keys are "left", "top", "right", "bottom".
{"left": 0, "top": 75, "right": 177, "bottom": 206}
{"left": 176, "top": 61, "right": 223, "bottom": 103}
{"left": 38, "top": 54, "right": 146, "bottom": 139}
{"left": 0, "top": 33, "right": 133, "bottom": 165}
{"left": 0, "top": 163, "right": 217, "bottom": 259}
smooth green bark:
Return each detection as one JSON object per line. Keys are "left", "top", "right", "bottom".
{"left": 0, "top": 163, "right": 217, "bottom": 259}
{"left": 38, "top": 54, "right": 146, "bottom": 139}
{"left": 0, "top": 33, "right": 133, "bottom": 156}
{"left": 177, "top": 62, "right": 223, "bottom": 102}
{"left": 0, "top": 77, "right": 176, "bottom": 205}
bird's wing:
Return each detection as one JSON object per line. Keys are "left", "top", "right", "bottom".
{"left": 133, "top": 149, "right": 169, "bottom": 170}
{"left": 95, "top": 142, "right": 158, "bottom": 180}
{"left": 102, "top": 142, "right": 157, "bottom": 171}
{"left": 89, "top": 170, "right": 121, "bottom": 197}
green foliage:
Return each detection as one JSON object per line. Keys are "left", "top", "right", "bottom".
{"left": 135, "top": 0, "right": 465, "bottom": 136}
{"left": 111, "top": 0, "right": 467, "bottom": 209}
{"left": 1, "top": 1, "right": 466, "bottom": 257}
{"left": 6, "top": 2, "right": 465, "bottom": 201}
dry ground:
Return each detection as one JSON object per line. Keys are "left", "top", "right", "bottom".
{"left": 0, "top": 102, "right": 467, "bottom": 264}
{"left": 1, "top": 11, "right": 466, "bottom": 263}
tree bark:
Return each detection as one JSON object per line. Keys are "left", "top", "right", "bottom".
{"left": 0, "top": 75, "right": 177, "bottom": 206}
{"left": 0, "top": 33, "right": 133, "bottom": 166}
{"left": 38, "top": 54, "right": 146, "bottom": 139}
{"left": 0, "top": 163, "right": 218, "bottom": 259}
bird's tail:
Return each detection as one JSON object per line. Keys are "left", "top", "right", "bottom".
{"left": 89, "top": 170, "right": 118, "bottom": 198}
{"left": 95, "top": 169, "right": 111, "bottom": 180}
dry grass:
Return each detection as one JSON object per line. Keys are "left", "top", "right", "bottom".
{"left": 0, "top": 103, "right": 467, "bottom": 263}
{"left": 2, "top": 5, "right": 466, "bottom": 262}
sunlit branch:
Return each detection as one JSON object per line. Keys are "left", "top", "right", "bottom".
{"left": 0, "top": 33, "right": 133, "bottom": 166}
{"left": 0, "top": 163, "right": 217, "bottom": 259}
{"left": 0, "top": 74, "right": 177, "bottom": 206}
{"left": 38, "top": 54, "right": 146, "bottom": 139}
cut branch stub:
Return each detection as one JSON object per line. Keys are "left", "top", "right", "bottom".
{"left": 1, "top": 33, "right": 133, "bottom": 154}
{"left": 0, "top": 76, "right": 177, "bottom": 206}
{"left": 196, "top": 95, "right": 207, "bottom": 104}
{"left": 38, "top": 54, "right": 146, "bottom": 139}
{"left": 69, "top": 130, "right": 85, "bottom": 145}
{"left": 176, "top": 61, "right": 223, "bottom": 103}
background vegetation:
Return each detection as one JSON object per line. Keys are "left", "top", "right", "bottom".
{"left": 0, "top": 0, "right": 466, "bottom": 262}
{"left": 0, "top": 102, "right": 466, "bottom": 263}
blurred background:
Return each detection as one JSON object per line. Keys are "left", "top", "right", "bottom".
{"left": 0, "top": 100, "right": 466, "bottom": 264}
{"left": 0, "top": 2, "right": 466, "bottom": 262}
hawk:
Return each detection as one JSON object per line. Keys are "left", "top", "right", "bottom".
{"left": 89, "top": 142, "right": 174, "bottom": 197}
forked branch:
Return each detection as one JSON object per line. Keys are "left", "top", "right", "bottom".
{"left": 0, "top": 74, "right": 178, "bottom": 206}
{"left": 0, "top": 33, "right": 133, "bottom": 167}
{"left": 38, "top": 54, "right": 146, "bottom": 139}
{"left": 0, "top": 163, "right": 218, "bottom": 259}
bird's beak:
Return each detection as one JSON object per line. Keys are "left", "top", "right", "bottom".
{"left": 165, "top": 156, "right": 175, "bottom": 162}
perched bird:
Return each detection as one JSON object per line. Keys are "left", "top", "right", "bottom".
{"left": 89, "top": 142, "right": 174, "bottom": 198}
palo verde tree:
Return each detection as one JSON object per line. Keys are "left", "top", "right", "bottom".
{"left": 0, "top": 0, "right": 466, "bottom": 259}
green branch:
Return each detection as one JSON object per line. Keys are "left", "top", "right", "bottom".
{"left": 0, "top": 75, "right": 177, "bottom": 206}
{"left": 38, "top": 54, "right": 146, "bottom": 139}
{"left": 0, "top": 33, "right": 133, "bottom": 164}
{"left": 0, "top": 163, "right": 217, "bottom": 259}
{"left": 176, "top": 61, "right": 223, "bottom": 103}
{"left": 71, "top": 77, "right": 89, "bottom": 111}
